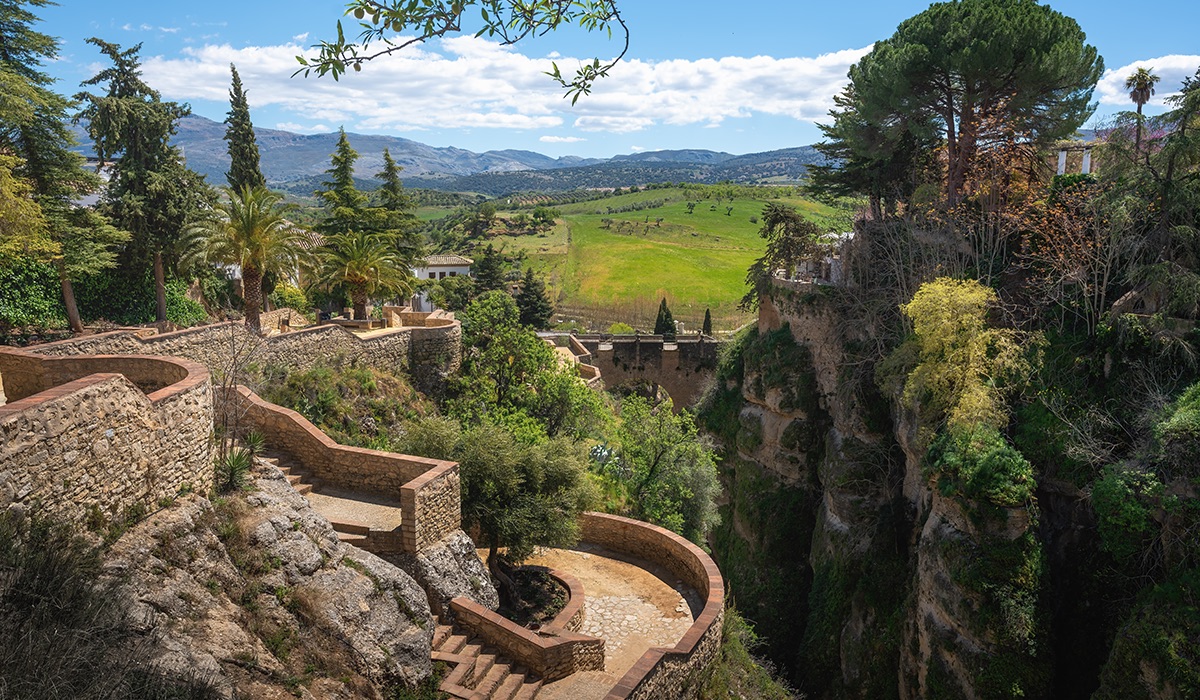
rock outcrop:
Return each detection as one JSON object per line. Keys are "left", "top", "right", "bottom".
{"left": 104, "top": 460, "right": 434, "bottom": 699}
{"left": 385, "top": 529, "right": 500, "bottom": 618}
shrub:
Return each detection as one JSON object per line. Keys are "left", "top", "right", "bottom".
{"left": 1156, "top": 381, "right": 1200, "bottom": 479}
{"left": 216, "top": 448, "right": 253, "bottom": 493}
{"left": 928, "top": 426, "right": 1035, "bottom": 511}
{"left": 165, "top": 279, "right": 208, "bottom": 327}
{"left": 268, "top": 282, "right": 309, "bottom": 312}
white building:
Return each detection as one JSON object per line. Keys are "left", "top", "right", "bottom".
{"left": 411, "top": 254, "right": 473, "bottom": 312}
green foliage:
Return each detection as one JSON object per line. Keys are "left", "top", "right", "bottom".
{"left": 515, "top": 267, "right": 554, "bottom": 329}
{"left": 702, "top": 308, "right": 712, "bottom": 335}
{"left": 426, "top": 274, "right": 476, "bottom": 312}
{"left": 653, "top": 297, "right": 675, "bottom": 339}
{"left": 897, "top": 278, "right": 1037, "bottom": 432}
{"left": 741, "top": 202, "right": 828, "bottom": 309}
{"left": 470, "top": 243, "right": 507, "bottom": 293}
{"left": 165, "top": 279, "right": 208, "bottom": 327}
{"left": 268, "top": 282, "right": 309, "bottom": 313}
{"left": 451, "top": 291, "right": 605, "bottom": 441}
{"left": 1093, "top": 568, "right": 1200, "bottom": 700}
{"left": 0, "top": 253, "right": 65, "bottom": 330}
{"left": 216, "top": 448, "right": 253, "bottom": 493}
{"left": 223, "top": 64, "right": 265, "bottom": 192}
{"left": 300, "top": 0, "right": 628, "bottom": 103}
{"left": 258, "top": 363, "right": 433, "bottom": 449}
{"left": 832, "top": 0, "right": 1102, "bottom": 203}
{"left": 0, "top": 510, "right": 220, "bottom": 699}
{"left": 1155, "top": 381, "right": 1200, "bottom": 479}
{"left": 608, "top": 322, "right": 635, "bottom": 334}
{"left": 1092, "top": 464, "right": 1164, "bottom": 564}
{"left": 599, "top": 395, "right": 720, "bottom": 544}
{"left": 928, "top": 426, "right": 1036, "bottom": 511}
{"left": 397, "top": 416, "right": 597, "bottom": 567}
{"left": 694, "top": 606, "right": 796, "bottom": 699}
{"left": 314, "top": 228, "right": 414, "bottom": 320}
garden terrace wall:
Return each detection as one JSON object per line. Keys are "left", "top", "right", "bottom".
{"left": 579, "top": 512, "right": 725, "bottom": 700}
{"left": 28, "top": 313, "right": 462, "bottom": 392}
{"left": 0, "top": 348, "right": 213, "bottom": 526}
{"left": 449, "top": 596, "right": 604, "bottom": 681}
{"left": 220, "top": 386, "right": 460, "bottom": 553}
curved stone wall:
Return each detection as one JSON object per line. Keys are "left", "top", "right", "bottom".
{"left": 0, "top": 348, "right": 213, "bottom": 525}
{"left": 578, "top": 512, "right": 725, "bottom": 700}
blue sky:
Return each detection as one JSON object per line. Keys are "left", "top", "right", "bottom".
{"left": 36, "top": 1, "right": 1200, "bottom": 159}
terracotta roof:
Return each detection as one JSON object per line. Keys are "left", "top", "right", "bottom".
{"left": 422, "top": 255, "right": 474, "bottom": 266}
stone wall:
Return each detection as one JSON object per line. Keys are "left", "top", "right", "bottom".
{"left": 0, "top": 348, "right": 213, "bottom": 526}
{"left": 28, "top": 313, "right": 462, "bottom": 392}
{"left": 575, "top": 335, "right": 720, "bottom": 409}
{"left": 449, "top": 597, "right": 604, "bottom": 681}
{"left": 578, "top": 512, "right": 725, "bottom": 700}
{"left": 220, "top": 386, "right": 461, "bottom": 554}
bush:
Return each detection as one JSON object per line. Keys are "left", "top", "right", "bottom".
{"left": 1156, "top": 381, "right": 1200, "bottom": 479}
{"left": 165, "top": 279, "right": 208, "bottom": 327}
{"left": 928, "top": 426, "right": 1035, "bottom": 511}
{"left": 268, "top": 282, "right": 309, "bottom": 313}
{"left": 608, "top": 322, "right": 635, "bottom": 334}
{"left": 1092, "top": 464, "right": 1163, "bottom": 564}
{"left": 216, "top": 448, "right": 253, "bottom": 493}
{"left": 0, "top": 254, "right": 67, "bottom": 330}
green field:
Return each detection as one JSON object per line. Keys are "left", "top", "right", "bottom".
{"left": 483, "top": 187, "right": 847, "bottom": 332}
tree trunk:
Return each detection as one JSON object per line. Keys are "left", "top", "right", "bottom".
{"left": 1135, "top": 103, "right": 1144, "bottom": 156}
{"left": 352, "top": 283, "right": 369, "bottom": 320}
{"left": 487, "top": 541, "right": 516, "bottom": 609}
{"left": 243, "top": 265, "right": 263, "bottom": 335}
{"left": 59, "top": 263, "right": 84, "bottom": 334}
{"left": 153, "top": 250, "right": 168, "bottom": 323}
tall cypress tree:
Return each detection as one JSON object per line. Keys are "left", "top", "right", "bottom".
{"left": 224, "top": 63, "right": 264, "bottom": 191}
{"left": 702, "top": 308, "right": 712, "bottom": 336}
{"left": 375, "top": 147, "right": 421, "bottom": 264}
{"left": 654, "top": 298, "right": 675, "bottom": 340}
{"left": 516, "top": 267, "right": 554, "bottom": 329}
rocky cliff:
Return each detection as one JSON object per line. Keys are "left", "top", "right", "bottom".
{"left": 703, "top": 282, "right": 1052, "bottom": 699}
{"left": 102, "top": 459, "right": 438, "bottom": 699}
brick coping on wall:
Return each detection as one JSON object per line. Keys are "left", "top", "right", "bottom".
{"left": 578, "top": 512, "right": 725, "bottom": 700}
{"left": 0, "top": 347, "right": 210, "bottom": 415}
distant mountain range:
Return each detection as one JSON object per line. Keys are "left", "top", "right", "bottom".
{"left": 71, "top": 114, "right": 825, "bottom": 196}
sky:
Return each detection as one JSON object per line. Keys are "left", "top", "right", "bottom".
{"left": 34, "top": 0, "right": 1200, "bottom": 159}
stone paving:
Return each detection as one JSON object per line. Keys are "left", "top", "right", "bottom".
{"left": 527, "top": 543, "right": 701, "bottom": 700}
{"left": 304, "top": 486, "right": 404, "bottom": 531}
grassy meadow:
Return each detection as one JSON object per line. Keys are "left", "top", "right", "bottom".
{"left": 484, "top": 187, "right": 848, "bottom": 332}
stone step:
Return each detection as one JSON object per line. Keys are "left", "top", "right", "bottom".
{"left": 439, "top": 633, "right": 469, "bottom": 655}
{"left": 433, "top": 624, "right": 454, "bottom": 649}
{"left": 470, "top": 661, "right": 511, "bottom": 700}
{"left": 337, "top": 532, "right": 367, "bottom": 545}
{"left": 489, "top": 673, "right": 525, "bottom": 700}
{"left": 510, "top": 678, "right": 542, "bottom": 700}
{"left": 286, "top": 473, "right": 304, "bottom": 486}
{"left": 295, "top": 483, "right": 313, "bottom": 495}
{"left": 329, "top": 519, "right": 371, "bottom": 536}
{"left": 469, "top": 651, "right": 498, "bottom": 688}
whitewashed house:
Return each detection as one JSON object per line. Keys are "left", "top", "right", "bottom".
{"left": 411, "top": 254, "right": 473, "bottom": 311}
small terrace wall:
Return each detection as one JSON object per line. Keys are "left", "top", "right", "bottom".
{"left": 219, "top": 386, "right": 460, "bottom": 553}
{"left": 0, "top": 348, "right": 213, "bottom": 526}
{"left": 28, "top": 311, "right": 461, "bottom": 393}
{"left": 579, "top": 512, "right": 725, "bottom": 700}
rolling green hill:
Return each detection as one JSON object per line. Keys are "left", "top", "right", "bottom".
{"left": 477, "top": 187, "right": 850, "bottom": 332}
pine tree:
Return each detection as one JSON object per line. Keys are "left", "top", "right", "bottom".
{"left": 654, "top": 298, "right": 675, "bottom": 340}
{"left": 702, "top": 308, "right": 712, "bottom": 336}
{"left": 0, "top": 2, "right": 129, "bottom": 332}
{"left": 224, "top": 63, "right": 265, "bottom": 191}
{"left": 472, "top": 244, "right": 507, "bottom": 293}
{"left": 75, "top": 38, "right": 210, "bottom": 324}
{"left": 516, "top": 267, "right": 554, "bottom": 329}
{"left": 315, "top": 128, "right": 368, "bottom": 237}
{"left": 374, "top": 147, "right": 421, "bottom": 265}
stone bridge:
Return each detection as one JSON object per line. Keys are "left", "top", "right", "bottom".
{"left": 573, "top": 334, "right": 721, "bottom": 409}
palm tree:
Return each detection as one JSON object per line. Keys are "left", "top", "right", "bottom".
{"left": 188, "top": 185, "right": 306, "bottom": 334}
{"left": 1125, "top": 66, "right": 1161, "bottom": 154}
{"left": 314, "top": 230, "right": 414, "bottom": 320}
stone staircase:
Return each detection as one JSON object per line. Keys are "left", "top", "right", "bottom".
{"left": 261, "top": 451, "right": 368, "bottom": 546}
{"left": 433, "top": 622, "right": 544, "bottom": 700}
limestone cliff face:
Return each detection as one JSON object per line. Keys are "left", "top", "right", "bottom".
{"left": 708, "top": 283, "right": 1047, "bottom": 698}
{"left": 104, "top": 461, "right": 435, "bottom": 699}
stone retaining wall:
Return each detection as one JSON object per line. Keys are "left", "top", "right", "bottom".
{"left": 0, "top": 348, "right": 213, "bottom": 526}
{"left": 579, "top": 512, "right": 725, "bottom": 700}
{"left": 28, "top": 312, "right": 461, "bottom": 393}
{"left": 220, "top": 386, "right": 460, "bottom": 553}
{"left": 449, "top": 596, "right": 604, "bottom": 681}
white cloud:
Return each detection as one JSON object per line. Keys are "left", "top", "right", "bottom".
{"left": 629, "top": 145, "right": 645, "bottom": 152}
{"left": 275, "top": 122, "right": 330, "bottom": 133}
{"left": 292, "top": 33, "right": 309, "bottom": 43}
{"left": 1097, "top": 55, "right": 1200, "bottom": 107}
{"left": 540, "top": 135, "right": 586, "bottom": 143}
{"left": 141, "top": 37, "right": 869, "bottom": 136}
